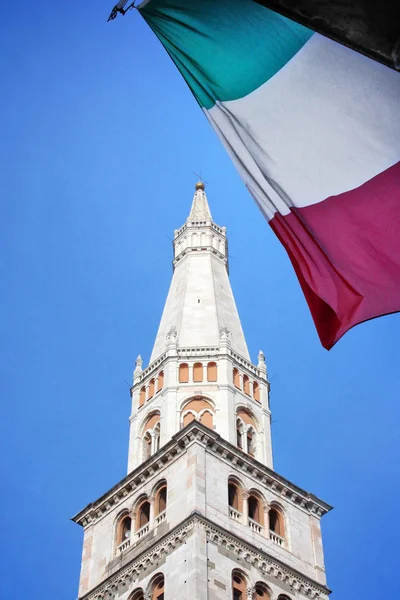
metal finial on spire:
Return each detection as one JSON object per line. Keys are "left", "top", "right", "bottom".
{"left": 195, "top": 181, "right": 205, "bottom": 191}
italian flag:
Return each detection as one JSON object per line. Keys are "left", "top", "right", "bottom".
{"left": 138, "top": 0, "right": 400, "bottom": 349}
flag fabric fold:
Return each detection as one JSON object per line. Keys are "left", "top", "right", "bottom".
{"left": 138, "top": 0, "right": 400, "bottom": 349}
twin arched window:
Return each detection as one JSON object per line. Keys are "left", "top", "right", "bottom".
{"left": 142, "top": 413, "right": 161, "bottom": 460}
{"left": 129, "top": 573, "right": 165, "bottom": 600}
{"left": 232, "top": 571, "right": 271, "bottom": 599}
{"left": 181, "top": 398, "right": 214, "bottom": 430}
{"left": 236, "top": 409, "right": 257, "bottom": 457}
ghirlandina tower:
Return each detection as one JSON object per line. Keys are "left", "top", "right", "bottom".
{"left": 73, "top": 183, "right": 332, "bottom": 600}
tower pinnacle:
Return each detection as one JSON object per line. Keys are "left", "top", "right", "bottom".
{"left": 150, "top": 184, "right": 249, "bottom": 362}
{"left": 188, "top": 181, "right": 212, "bottom": 221}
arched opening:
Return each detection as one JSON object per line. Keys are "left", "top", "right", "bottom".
{"left": 179, "top": 363, "right": 189, "bottom": 383}
{"left": 148, "top": 379, "right": 155, "bottom": 400}
{"left": 155, "top": 485, "right": 167, "bottom": 516}
{"left": 253, "top": 381, "right": 260, "bottom": 402}
{"left": 248, "top": 494, "right": 263, "bottom": 525}
{"left": 269, "top": 507, "right": 285, "bottom": 538}
{"left": 136, "top": 499, "right": 150, "bottom": 531}
{"left": 228, "top": 478, "right": 243, "bottom": 515}
{"left": 139, "top": 386, "right": 146, "bottom": 408}
{"left": 153, "top": 422, "right": 160, "bottom": 453}
{"left": 199, "top": 410, "right": 213, "bottom": 429}
{"left": 233, "top": 368, "right": 240, "bottom": 389}
{"left": 129, "top": 589, "right": 144, "bottom": 600}
{"left": 236, "top": 409, "right": 258, "bottom": 457}
{"left": 193, "top": 362, "right": 203, "bottom": 382}
{"left": 207, "top": 361, "right": 217, "bottom": 382}
{"left": 181, "top": 398, "right": 214, "bottom": 429}
{"left": 277, "top": 596, "right": 292, "bottom": 600}
{"left": 232, "top": 571, "right": 247, "bottom": 599}
{"left": 243, "top": 374, "right": 250, "bottom": 396}
{"left": 142, "top": 413, "right": 161, "bottom": 460}
{"left": 157, "top": 371, "right": 164, "bottom": 392}
{"left": 254, "top": 583, "right": 271, "bottom": 599}
{"left": 183, "top": 412, "right": 196, "bottom": 426}
{"left": 116, "top": 512, "right": 132, "bottom": 551}
{"left": 150, "top": 574, "right": 165, "bottom": 600}
{"left": 228, "top": 483, "right": 239, "bottom": 509}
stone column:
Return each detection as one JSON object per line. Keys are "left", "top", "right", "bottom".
{"left": 149, "top": 496, "right": 155, "bottom": 529}
{"left": 150, "top": 431, "right": 156, "bottom": 455}
{"left": 263, "top": 502, "right": 270, "bottom": 538}
{"left": 242, "top": 491, "right": 249, "bottom": 526}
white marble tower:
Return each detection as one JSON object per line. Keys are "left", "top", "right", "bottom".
{"left": 73, "top": 183, "right": 331, "bottom": 600}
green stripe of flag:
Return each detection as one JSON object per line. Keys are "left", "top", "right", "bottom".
{"left": 139, "top": 0, "right": 312, "bottom": 109}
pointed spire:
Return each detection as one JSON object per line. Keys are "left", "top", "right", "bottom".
{"left": 188, "top": 182, "right": 212, "bottom": 222}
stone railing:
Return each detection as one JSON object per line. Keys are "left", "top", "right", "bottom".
{"left": 269, "top": 530, "right": 285, "bottom": 547}
{"left": 136, "top": 523, "right": 150, "bottom": 540}
{"left": 154, "top": 510, "right": 166, "bottom": 527}
{"left": 116, "top": 537, "right": 131, "bottom": 555}
{"left": 248, "top": 518, "right": 264, "bottom": 535}
{"left": 229, "top": 506, "right": 242, "bottom": 522}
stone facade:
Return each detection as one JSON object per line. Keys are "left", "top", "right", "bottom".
{"left": 73, "top": 184, "right": 331, "bottom": 600}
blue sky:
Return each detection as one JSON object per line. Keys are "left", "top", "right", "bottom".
{"left": 1, "top": 1, "right": 399, "bottom": 598}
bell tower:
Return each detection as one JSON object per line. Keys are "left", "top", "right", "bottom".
{"left": 73, "top": 184, "right": 331, "bottom": 600}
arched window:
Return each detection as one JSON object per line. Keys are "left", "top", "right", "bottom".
{"left": 155, "top": 484, "right": 167, "bottom": 516}
{"left": 181, "top": 398, "right": 214, "bottom": 430}
{"left": 269, "top": 506, "right": 285, "bottom": 538}
{"left": 199, "top": 410, "right": 213, "bottom": 428}
{"left": 148, "top": 379, "right": 155, "bottom": 400}
{"left": 139, "top": 386, "right": 146, "bottom": 408}
{"left": 277, "top": 596, "right": 291, "bottom": 600}
{"left": 182, "top": 411, "right": 196, "bottom": 427}
{"left": 179, "top": 363, "right": 189, "bottom": 383}
{"left": 156, "top": 371, "right": 164, "bottom": 392}
{"left": 243, "top": 374, "right": 250, "bottom": 396}
{"left": 228, "top": 478, "right": 243, "bottom": 515}
{"left": 207, "top": 361, "right": 217, "bottom": 382}
{"left": 136, "top": 499, "right": 150, "bottom": 531}
{"left": 129, "top": 589, "right": 144, "bottom": 600}
{"left": 232, "top": 571, "right": 247, "bottom": 599}
{"left": 254, "top": 583, "right": 271, "bottom": 599}
{"left": 253, "top": 381, "right": 260, "bottom": 402}
{"left": 248, "top": 494, "right": 263, "bottom": 525}
{"left": 233, "top": 368, "right": 240, "bottom": 389}
{"left": 193, "top": 362, "right": 203, "bottom": 382}
{"left": 115, "top": 512, "right": 131, "bottom": 553}
{"left": 236, "top": 409, "right": 258, "bottom": 457}
{"left": 142, "top": 413, "right": 161, "bottom": 460}
{"left": 150, "top": 574, "right": 165, "bottom": 600}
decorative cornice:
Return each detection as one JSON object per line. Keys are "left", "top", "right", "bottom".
{"left": 79, "top": 513, "right": 330, "bottom": 600}
{"left": 72, "top": 422, "right": 331, "bottom": 529}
